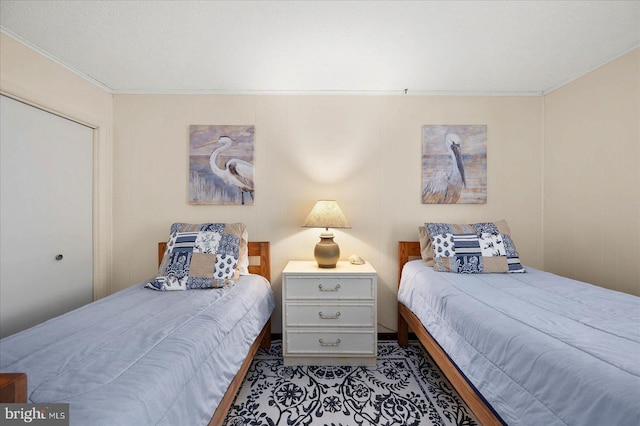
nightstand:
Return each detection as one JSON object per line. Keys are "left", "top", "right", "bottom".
{"left": 282, "top": 260, "right": 377, "bottom": 366}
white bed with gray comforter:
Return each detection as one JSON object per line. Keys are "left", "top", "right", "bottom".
{"left": 398, "top": 260, "right": 640, "bottom": 426}
{"left": 0, "top": 274, "right": 274, "bottom": 425}
{"left": 1, "top": 222, "right": 274, "bottom": 425}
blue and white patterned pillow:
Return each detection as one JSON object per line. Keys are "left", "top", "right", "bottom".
{"left": 146, "top": 223, "right": 246, "bottom": 290}
{"left": 425, "top": 220, "right": 525, "bottom": 273}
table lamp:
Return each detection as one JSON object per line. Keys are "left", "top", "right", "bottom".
{"left": 302, "top": 200, "right": 351, "bottom": 268}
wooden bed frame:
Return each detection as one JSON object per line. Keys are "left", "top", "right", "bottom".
{"left": 397, "top": 241, "right": 503, "bottom": 426}
{"left": 0, "top": 241, "right": 272, "bottom": 426}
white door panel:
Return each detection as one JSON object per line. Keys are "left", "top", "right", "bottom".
{"left": 1, "top": 95, "right": 93, "bottom": 338}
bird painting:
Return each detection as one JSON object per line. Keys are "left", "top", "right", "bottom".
{"left": 208, "top": 136, "right": 254, "bottom": 205}
{"left": 422, "top": 133, "right": 466, "bottom": 204}
{"left": 421, "top": 125, "right": 486, "bottom": 204}
{"left": 189, "top": 125, "right": 255, "bottom": 205}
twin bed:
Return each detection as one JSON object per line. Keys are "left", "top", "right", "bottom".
{"left": 397, "top": 239, "right": 640, "bottom": 426}
{"left": 0, "top": 236, "right": 274, "bottom": 426}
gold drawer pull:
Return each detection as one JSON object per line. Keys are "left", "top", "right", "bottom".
{"left": 318, "top": 283, "right": 341, "bottom": 292}
{"left": 319, "top": 338, "right": 341, "bottom": 347}
{"left": 318, "top": 311, "right": 341, "bottom": 320}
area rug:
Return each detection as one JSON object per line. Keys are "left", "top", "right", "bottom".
{"left": 223, "top": 340, "right": 478, "bottom": 426}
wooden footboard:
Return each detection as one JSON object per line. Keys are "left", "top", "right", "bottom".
{"left": 0, "top": 373, "right": 27, "bottom": 403}
{"left": 397, "top": 241, "right": 503, "bottom": 426}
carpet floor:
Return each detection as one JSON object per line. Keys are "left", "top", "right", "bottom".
{"left": 223, "top": 340, "right": 478, "bottom": 426}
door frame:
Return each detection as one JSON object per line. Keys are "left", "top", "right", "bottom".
{"left": 0, "top": 85, "right": 112, "bottom": 300}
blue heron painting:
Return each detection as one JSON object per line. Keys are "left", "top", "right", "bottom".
{"left": 189, "top": 125, "right": 255, "bottom": 205}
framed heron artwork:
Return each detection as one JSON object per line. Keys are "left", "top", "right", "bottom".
{"left": 422, "top": 125, "right": 487, "bottom": 204}
{"left": 189, "top": 125, "right": 255, "bottom": 205}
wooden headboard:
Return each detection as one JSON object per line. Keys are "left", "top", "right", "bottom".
{"left": 158, "top": 241, "right": 271, "bottom": 282}
{"left": 398, "top": 241, "right": 421, "bottom": 287}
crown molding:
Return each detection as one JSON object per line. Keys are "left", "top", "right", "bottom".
{"left": 1, "top": 27, "right": 114, "bottom": 94}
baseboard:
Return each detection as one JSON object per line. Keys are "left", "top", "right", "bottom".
{"left": 378, "top": 332, "right": 418, "bottom": 340}
{"left": 378, "top": 332, "right": 396, "bottom": 340}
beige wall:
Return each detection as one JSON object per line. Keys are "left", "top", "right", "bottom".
{"left": 544, "top": 49, "right": 640, "bottom": 296}
{"left": 113, "top": 94, "right": 543, "bottom": 332}
{"left": 4, "top": 31, "right": 636, "bottom": 335}
{"left": 0, "top": 33, "right": 113, "bottom": 299}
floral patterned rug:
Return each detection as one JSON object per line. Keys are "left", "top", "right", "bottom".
{"left": 223, "top": 340, "right": 478, "bottom": 426}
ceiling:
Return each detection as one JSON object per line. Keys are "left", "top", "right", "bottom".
{"left": 1, "top": 1, "right": 638, "bottom": 95}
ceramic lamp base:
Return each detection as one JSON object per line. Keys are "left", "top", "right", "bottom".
{"left": 314, "top": 232, "right": 340, "bottom": 268}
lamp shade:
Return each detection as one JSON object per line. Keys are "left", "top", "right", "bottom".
{"left": 302, "top": 200, "right": 351, "bottom": 230}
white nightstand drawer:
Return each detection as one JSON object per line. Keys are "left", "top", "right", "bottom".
{"left": 285, "top": 303, "right": 374, "bottom": 327}
{"left": 285, "top": 330, "right": 376, "bottom": 356}
{"left": 284, "top": 277, "right": 374, "bottom": 300}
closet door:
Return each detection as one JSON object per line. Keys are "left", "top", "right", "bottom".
{"left": 0, "top": 95, "right": 93, "bottom": 338}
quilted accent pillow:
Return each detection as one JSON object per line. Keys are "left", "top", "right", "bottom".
{"left": 160, "top": 222, "right": 249, "bottom": 275}
{"left": 425, "top": 220, "right": 525, "bottom": 273}
{"left": 146, "top": 223, "right": 247, "bottom": 290}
